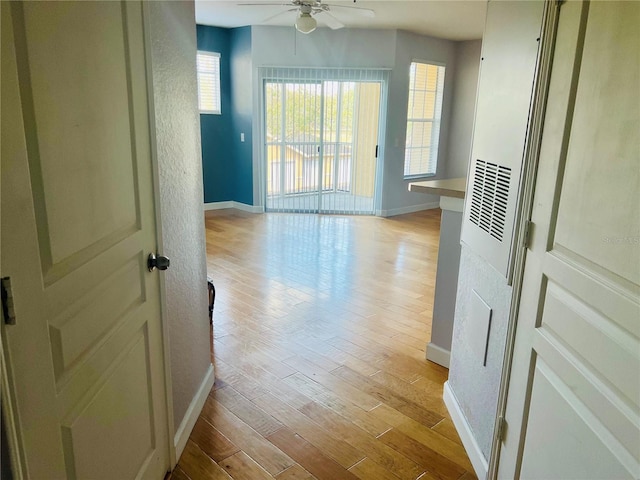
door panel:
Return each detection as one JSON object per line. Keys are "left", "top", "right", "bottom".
{"left": 49, "top": 255, "right": 145, "bottom": 378}
{"left": 64, "top": 329, "right": 154, "bottom": 480}
{"left": 553, "top": 1, "right": 639, "bottom": 286}
{"left": 347, "top": 83, "right": 380, "bottom": 200}
{"left": 15, "top": 1, "right": 141, "bottom": 276}
{"left": 521, "top": 361, "right": 631, "bottom": 480}
{"left": 1, "top": 2, "right": 169, "bottom": 478}
{"left": 500, "top": 1, "right": 640, "bottom": 478}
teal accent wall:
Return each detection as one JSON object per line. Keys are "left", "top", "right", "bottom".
{"left": 229, "top": 27, "right": 253, "bottom": 205}
{"left": 197, "top": 25, "right": 253, "bottom": 205}
{"left": 197, "top": 25, "right": 234, "bottom": 203}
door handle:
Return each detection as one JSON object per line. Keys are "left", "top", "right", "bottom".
{"left": 148, "top": 253, "right": 170, "bottom": 272}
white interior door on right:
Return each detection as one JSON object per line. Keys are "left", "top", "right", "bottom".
{"left": 499, "top": 1, "right": 639, "bottom": 479}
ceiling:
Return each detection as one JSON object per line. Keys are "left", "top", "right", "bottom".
{"left": 195, "top": 1, "right": 487, "bottom": 41}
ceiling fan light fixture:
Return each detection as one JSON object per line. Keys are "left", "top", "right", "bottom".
{"left": 295, "top": 12, "right": 317, "bottom": 34}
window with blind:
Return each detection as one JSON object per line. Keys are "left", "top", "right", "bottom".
{"left": 196, "top": 51, "right": 221, "bottom": 114}
{"left": 404, "top": 62, "right": 445, "bottom": 178}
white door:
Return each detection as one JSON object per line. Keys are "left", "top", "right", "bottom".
{"left": 499, "top": 1, "right": 639, "bottom": 478}
{"left": 1, "top": 2, "right": 170, "bottom": 478}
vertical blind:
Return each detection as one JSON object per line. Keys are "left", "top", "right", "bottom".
{"left": 404, "top": 62, "right": 446, "bottom": 177}
{"left": 196, "top": 51, "right": 221, "bottom": 114}
{"left": 259, "top": 67, "right": 389, "bottom": 215}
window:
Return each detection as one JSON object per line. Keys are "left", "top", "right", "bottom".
{"left": 196, "top": 51, "right": 221, "bottom": 114}
{"left": 404, "top": 62, "right": 445, "bottom": 178}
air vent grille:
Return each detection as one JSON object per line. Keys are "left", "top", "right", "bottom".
{"left": 469, "top": 159, "right": 511, "bottom": 242}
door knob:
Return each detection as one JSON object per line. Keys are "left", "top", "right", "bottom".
{"left": 148, "top": 253, "right": 170, "bottom": 272}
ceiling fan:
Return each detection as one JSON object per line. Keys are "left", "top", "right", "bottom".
{"left": 239, "top": 0, "right": 375, "bottom": 34}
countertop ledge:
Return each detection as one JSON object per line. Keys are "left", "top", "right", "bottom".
{"left": 408, "top": 177, "right": 466, "bottom": 199}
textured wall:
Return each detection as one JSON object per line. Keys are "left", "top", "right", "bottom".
{"left": 147, "top": 1, "right": 212, "bottom": 433}
{"left": 449, "top": 246, "right": 512, "bottom": 459}
{"left": 446, "top": 40, "right": 482, "bottom": 179}
{"left": 197, "top": 25, "right": 235, "bottom": 203}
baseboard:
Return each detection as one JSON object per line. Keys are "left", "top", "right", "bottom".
{"left": 378, "top": 201, "right": 440, "bottom": 217}
{"left": 205, "top": 201, "right": 438, "bottom": 217}
{"left": 425, "top": 342, "right": 451, "bottom": 368}
{"left": 443, "top": 381, "right": 489, "bottom": 480}
{"left": 204, "top": 200, "right": 264, "bottom": 213}
{"left": 203, "top": 201, "right": 264, "bottom": 213}
{"left": 173, "top": 364, "right": 215, "bottom": 460}
{"left": 233, "top": 202, "right": 264, "bottom": 213}
{"left": 204, "top": 201, "right": 233, "bottom": 211}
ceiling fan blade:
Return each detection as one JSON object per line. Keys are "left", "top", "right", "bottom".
{"left": 315, "top": 10, "right": 344, "bottom": 30}
{"left": 259, "top": 7, "right": 298, "bottom": 24}
{"left": 324, "top": 4, "right": 375, "bottom": 18}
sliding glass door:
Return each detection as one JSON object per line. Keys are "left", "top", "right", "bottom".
{"left": 263, "top": 69, "right": 385, "bottom": 214}
{"left": 265, "top": 80, "right": 322, "bottom": 212}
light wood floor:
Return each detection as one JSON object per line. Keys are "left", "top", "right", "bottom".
{"left": 172, "top": 209, "right": 476, "bottom": 480}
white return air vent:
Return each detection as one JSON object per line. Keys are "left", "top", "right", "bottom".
{"left": 461, "top": 0, "right": 545, "bottom": 282}
{"left": 469, "top": 160, "right": 511, "bottom": 242}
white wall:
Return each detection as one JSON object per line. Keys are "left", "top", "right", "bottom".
{"left": 249, "top": 26, "right": 471, "bottom": 215}
{"left": 429, "top": 209, "right": 463, "bottom": 355}
{"left": 251, "top": 26, "right": 396, "bottom": 68}
{"left": 147, "top": 1, "right": 212, "bottom": 436}
{"left": 382, "top": 30, "right": 458, "bottom": 214}
{"left": 446, "top": 40, "right": 482, "bottom": 178}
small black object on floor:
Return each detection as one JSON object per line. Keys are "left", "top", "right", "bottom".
{"left": 207, "top": 275, "right": 215, "bottom": 321}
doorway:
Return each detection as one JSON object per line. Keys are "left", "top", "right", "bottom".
{"left": 261, "top": 68, "right": 387, "bottom": 215}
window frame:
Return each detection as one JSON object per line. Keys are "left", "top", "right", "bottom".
{"left": 196, "top": 50, "right": 221, "bottom": 115}
{"left": 403, "top": 60, "right": 446, "bottom": 180}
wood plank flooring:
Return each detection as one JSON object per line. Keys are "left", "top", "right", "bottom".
{"left": 173, "top": 209, "right": 476, "bottom": 480}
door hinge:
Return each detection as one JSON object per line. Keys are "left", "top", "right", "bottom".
{"left": 1, "top": 277, "right": 17, "bottom": 325}
{"left": 375, "top": 145, "right": 379, "bottom": 158}
{"left": 497, "top": 416, "right": 508, "bottom": 442}
{"left": 523, "top": 220, "right": 534, "bottom": 249}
